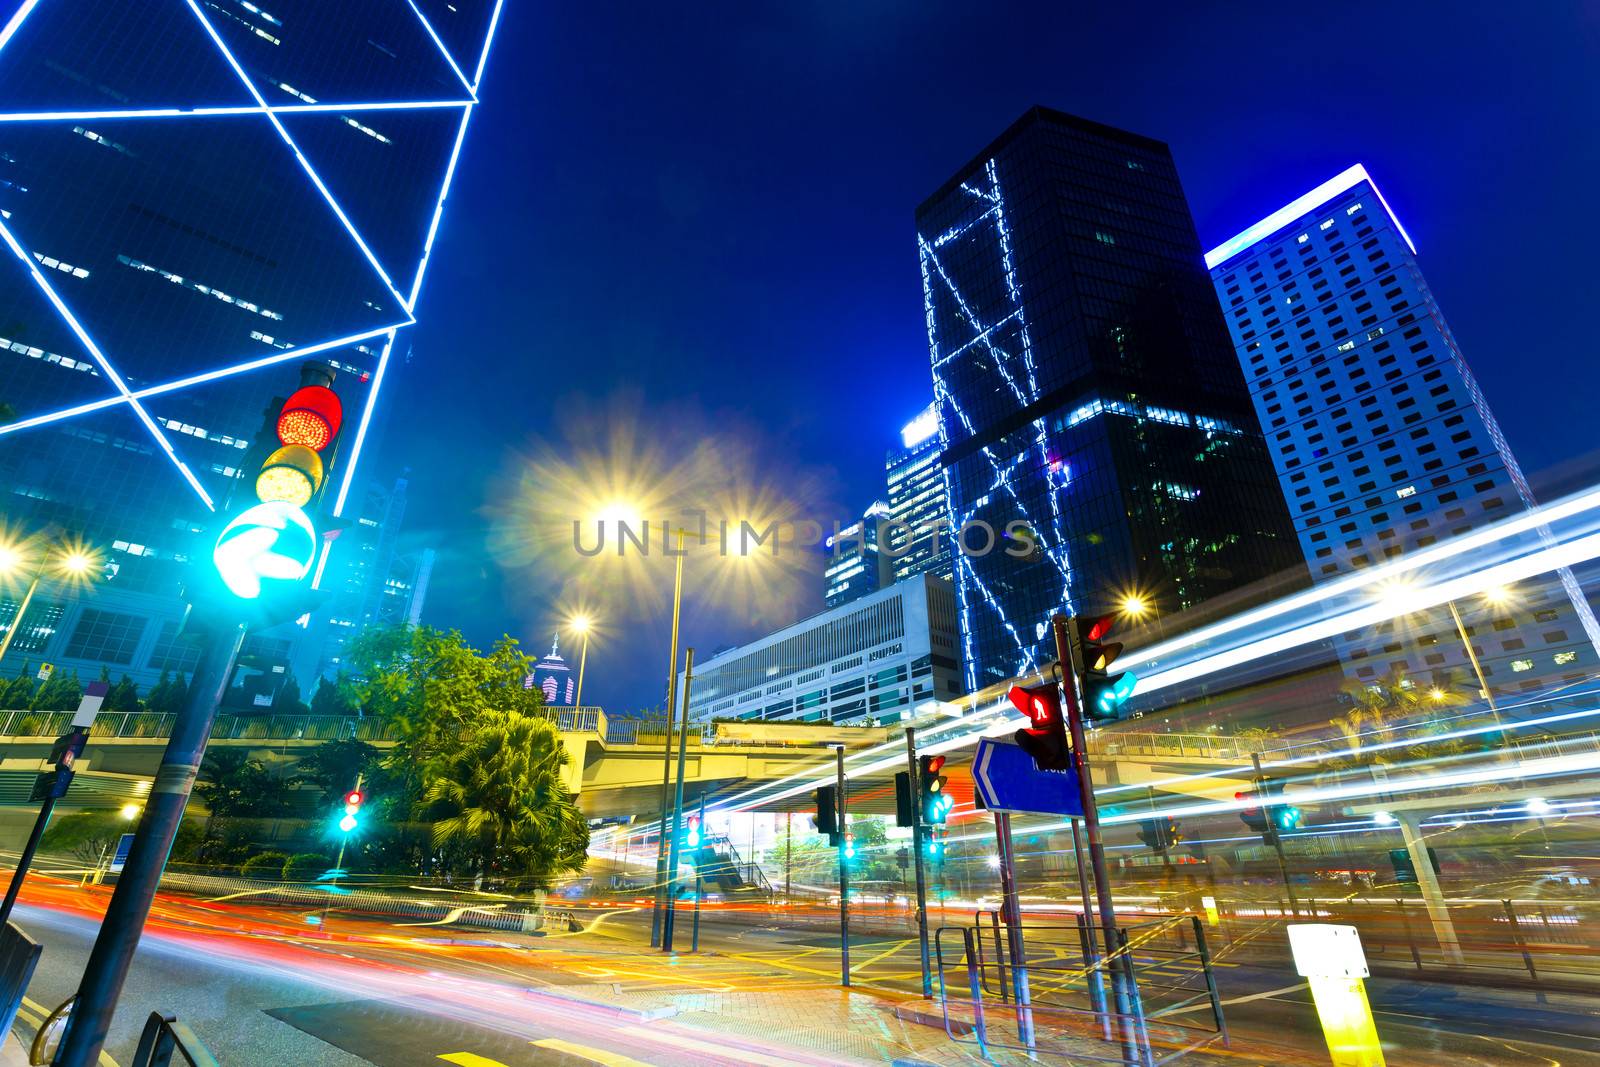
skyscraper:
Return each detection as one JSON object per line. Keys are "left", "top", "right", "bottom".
{"left": 917, "top": 107, "right": 1303, "bottom": 690}
{"left": 1206, "top": 165, "right": 1600, "bottom": 691}
{"left": 824, "top": 502, "right": 893, "bottom": 609}
{"left": 885, "top": 405, "right": 953, "bottom": 584}
{"left": 0, "top": 0, "right": 500, "bottom": 687}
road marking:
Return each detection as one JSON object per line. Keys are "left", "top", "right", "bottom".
{"left": 438, "top": 1054, "right": 512, "bottom": 1067}
{"left": 16, "top": 996, "right": 120, "bottom": 1067}
{"left": 619, "top": 1025, "right": 807, "bottom": 1067}
{"left": 1150, "top": 980, "right": 1307, "bottom": 1017}
{"left": 532, "top": 1037, "right": 652, "bottom": 1066}
{"left": 848, "top": 938, "right": 912, "bottom": 973}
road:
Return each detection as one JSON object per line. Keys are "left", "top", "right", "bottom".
{"left": 8, "top": 878, "right": 1600, "bottom": 1066}
{"left": 9, "top": 881, "right": 919, "bottom": 1067}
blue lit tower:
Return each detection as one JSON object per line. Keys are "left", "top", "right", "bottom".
{"left": 917, "top": 107, "right": 1303, "bottom": 691}
{"left": 0, "top": 0, "right": 501, "bottom": 686}
{"left": 1207, "top": 166, "right": 1600, "bottom": 691}
{"left": 886, "top": 405, "right": 953, "bottom": 583}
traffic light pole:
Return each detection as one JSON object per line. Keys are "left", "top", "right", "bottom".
{"left": 650, "top": 530, "right": 687, "bottom": 948}
{"left": 992, "top": 812, "right": 1035, "bottom": 1052}
{"left": 0, "top": 792, "right": 57, "bottom": 926}
{"left": 1252, "top": 753, "right": 1299, "bottom": 917}
{"left": 56, "top": 617, "right": 247, "bottom": 1067}
{"left": 903, "top": 728, "right": 932, "bottom": 998}
{"left": 661, "top": 647, "right": 696, "bottom": 953}
{"left": 1051, "top": 614, "right": 1143, "bottom": 1067}
{"left": 835, "top": 744, "right": 850, "bottom": 987}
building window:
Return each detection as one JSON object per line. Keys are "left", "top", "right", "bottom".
{"left": 147, "top": 620, "right": 202, "bottom": 673}
{"left": 1510, "top": 658, "right": 1534, "bottom": 673}
{"left": 64, "top": 609, "right": 146, "bottom": 665}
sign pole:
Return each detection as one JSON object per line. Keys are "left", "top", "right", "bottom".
{"left": 57, "top": 618, "right": 247, "bottom": 1067}
{"left": 1072, "top": 818, "right": 1112, "bottom": 1039}
{"left": 1051, "top": 613, "right": 1142, "bottom": 1067}
{"left": 836, "top": 744, "right": 850, "bottom": 987}
{"left": 904, "top": 727, "right": 932, "bottom": 997}
{"left": 993, "top": 812, "right": 1035, "bottom": 1053}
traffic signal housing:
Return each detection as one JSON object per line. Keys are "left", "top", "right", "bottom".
{"left": 1076, "top": 614, "right": 1136, "bottom": 720}
{"left": 919, "top": 754, "right": 953, "bottom": 825}
{"left": 213, "top": 364, "right": 343, "bottom": 603}
{"left": 894, "top": 771, "right": 914, "bottom": 827}
{"left": 814, "top": 785, "right": 840, "bottom": 844}
{"left": 1138, "top": 817, "right": 1182, "bottom": 853}
{"left": 1009, "top": 682, "right": 1068, "bottom": 771}
{"left": 339, "top": 788, "right": 363, "bottom": 833}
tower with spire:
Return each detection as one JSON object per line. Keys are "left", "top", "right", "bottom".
{"left": 527, "top": 633, "right": 575, "bottom": 705}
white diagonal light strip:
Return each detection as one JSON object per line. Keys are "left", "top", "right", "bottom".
{"left": 332, "top": 328, "right": 397, "bottom": 516}
{"left": 404, "top": 0, "right": 477, "bottom": 100}
{"left": 0, "top": 216, "right": 214, "bottom": 509}
{"left": 186, "top": 0, "right": 409, "bottom": 309}
{"left": 0, "top": 100, "right": 475, "bottom": 122}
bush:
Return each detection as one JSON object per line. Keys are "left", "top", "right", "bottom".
{"left": 239, "top": 851, "right": 290, "bottom": 880}
{"left": 281, "top": 853, "right": 327, "bottom": 882}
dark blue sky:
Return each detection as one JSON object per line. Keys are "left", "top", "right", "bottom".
{"left": 386, "top": 2, "right": 1600, "bottom": 710}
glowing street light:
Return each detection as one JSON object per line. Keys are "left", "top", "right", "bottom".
{"left": 1482, "top": 584, "right": 1514, "bottom": 608}
{"left": 1120, "top": 594, "right": 1149, "bottom": 618}
{"left": 119, "top": 804, "right": 141, "bottom": 821}
{"left": 0, "top": 532, "right": 102, "bottom": 665}
{"left": 569, "top": 612, "right": 593, "bottom": 708}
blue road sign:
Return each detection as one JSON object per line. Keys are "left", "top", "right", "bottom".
{"left": 108, "top": 833, "right": 135, "bottom": 874}
{"left": 972, "top": 737, "right": 1084, "bottom": 817}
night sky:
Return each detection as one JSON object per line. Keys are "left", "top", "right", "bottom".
{"left": 383, "top": 2, "right": 1600, "bottom": 711}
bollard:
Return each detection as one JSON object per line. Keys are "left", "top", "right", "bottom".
{"left": 1287, "top": 924, "right": 1385, "bottom": 1067}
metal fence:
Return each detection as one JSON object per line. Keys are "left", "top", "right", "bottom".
{"left": 934, "top": 912, "right": 1227, "bottom": 1066}
{"left": 131, "top": 1012, "right": 219, "bottom": 1067}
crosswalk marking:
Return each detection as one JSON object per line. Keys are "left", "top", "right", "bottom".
{"left": 438, "top": 1054, "right": 512, "bottom": 1067}
{"left": 532, "top": 1037, "right": 653, "bottom": 1066}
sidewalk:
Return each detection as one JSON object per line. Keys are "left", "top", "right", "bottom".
{"left": 1, "top": 1031, "right": 27, "bottom": 1067}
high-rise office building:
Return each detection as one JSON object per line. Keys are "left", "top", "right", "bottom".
{"left": 290, "top": 474, "right": 435, "bottom": 685}
{"left": 824, "top": 502, "right": 893, "bottom": 609}
{"left": 917, "top": 107, "right": 1303, "bottom": 690}
{"left": 885, "top": 405, "right": 953, "bottom": 583}
{"left": 1206, "top": 165, "right": 1600, "bottom": 691}
{"left": 685, "top": 574, "right": 962, "bottom": 725}
{"left": 0, "top": 1, "right": 499, "bottom": 688}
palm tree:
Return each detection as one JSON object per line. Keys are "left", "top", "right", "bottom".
{"left": 1329, "top": 667, "right": 1472, "bottom": 769}
{"left": 422, "top": 708, "right": 589, "bottom": 889}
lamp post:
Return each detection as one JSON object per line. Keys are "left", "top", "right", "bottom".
{"left": 570, "top": 614, "right": 592, "bottom": 708}
{"left": 0, "top": 537, "right": 97, "bottom": 667}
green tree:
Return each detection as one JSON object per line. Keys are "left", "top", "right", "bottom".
{"left": 293, "top": 737, "right": 382, "bottom": 807}
{"left": 0, "top": 666, "right": 34, "bottom": 709}
{"left": 309, "top": 674, "right": 359, "bottom": 717}
{"left": 420, "top": 708, "right": 588, "bottom": 889}
{"left": 344, "top": 625, "right": 545, "bottom": 803}
{"left": 41, "top": 811, "right": 131, "bottom": 866}
{"left": 272, "top": 675, "right": 310, "bottom": 715}
{"left": 106, "top": 674, "right": 142, "bottom": 714}
{"left": 29, "top": 669, "right": 81, "bottom": 711}
{"left": 193, "top": 749, "right": 294, "bottom": 858}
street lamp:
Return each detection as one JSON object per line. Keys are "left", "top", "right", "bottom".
{"left": 0, "top": 533, "right": 101, "bottom": 667}
{"left": 569, "top": 613, "right": 592, "bottom": 708}
{"left": 1374, "top": 577, "right": 1504, "bottom": 728}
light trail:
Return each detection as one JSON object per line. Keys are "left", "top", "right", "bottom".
{"left": 704, "top": 478, "right": 1600, "bottom": 822}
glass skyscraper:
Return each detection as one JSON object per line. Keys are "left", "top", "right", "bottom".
{"left": 1207, "top": 165, "right": 1600, "bottom": 692}
{"left": 916, "top": 107, "right": 1303, "bottom": 690}
{"left": 885, "top": 405, "right": 953, "bottom": 584}
{"left": 0, "top": 0, "right": 499, "bottom": 688}
{"left": 824, "top": 501, "right": 892, "bottom": 609}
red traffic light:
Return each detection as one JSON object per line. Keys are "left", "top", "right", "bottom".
{"left": 344, "top": 790, "right": 363, "bottom": 808}
{"left": 278, "top": 385, "right": 343, "bottom": 451}
{"left": 1008, "top": 683, "right": 1061, "bottom": 729}
{"left": 925, "top": 755, "right": 946, "bottom": 776}
{"left": 1080, "top": 613, "right": 1115, "bottom": 644}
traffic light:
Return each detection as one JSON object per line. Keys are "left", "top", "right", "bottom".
{"left": 843, "top": 831, "right": 856, "bottom": 861}
{"left": 686, "top": 815, "right": 701, "bottom": 849}
{"left": 1236, "top": 789, "right": 1273, "bottom": 838}
{"left": 814, "top": 785, "right": 840, "bottom": 844}
{"left": 919, "top": 754, "right": 953, "bottom": 825}
{"left": 894, "top": 771, "right": 914, "bottom": 827}
{"left": 1138, "top": 817, "right": 1183, "bottom": 853}
{"left": 338, "top": 788, "right": 363, "bottom": 833}
{"left": 213, "top": 364, "right": 343, "bottom": 602}
{"left": 1009, "top": 682, "right": 1068, "bottom": 771}
{"left": 1076, "top": 614, "right": 1136, "bottom": 720}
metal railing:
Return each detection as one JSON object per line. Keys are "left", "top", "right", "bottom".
{"left": 131, "top": 1012, "right": 220, "bottom": 1067}
{"left": 934, "top": 912, "right": 1227, "bottom": 1066}
{"left": 1091, "top": 731, "right": 1280, "bottom": 762}
{"left": 0, "top": 706, "right": 609, "bottom": 744}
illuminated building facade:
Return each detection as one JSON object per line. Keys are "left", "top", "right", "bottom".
{"left": 824, "top": 501, "right": 893, "bottom": 609}
{"left": 686, "top": 574, "right": 961, "bottom": 725}
{"left": 917, "top": 107, "right": 1302, "bottom": 691}
{"left": 885, "top": 405, "right": 952, "bottom": 583}
{"left": 1207, "top": 166, "right": 1600, "bottom": 691}
{"left": 528, "top": 635, "right": 576, "bottom": 706}
{"left": 0, "top": 0, "right": 500, "bottom": 688}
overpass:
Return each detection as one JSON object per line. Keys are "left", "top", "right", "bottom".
{"left": 0, "top": 706, "right": 1262, "bottom": 821}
